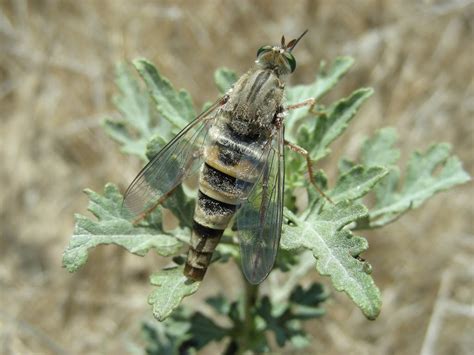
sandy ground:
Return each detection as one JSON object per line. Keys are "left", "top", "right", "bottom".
{"left": 0, "top": 1, "right": 473, "bottom": 354}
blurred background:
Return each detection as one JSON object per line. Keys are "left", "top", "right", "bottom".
{"left": 0, "top": 0, "right": 473, "bottom": 354}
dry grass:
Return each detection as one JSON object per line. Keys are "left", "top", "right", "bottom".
{"left": 0, "top": 0, "right": 473, "bottom": 354}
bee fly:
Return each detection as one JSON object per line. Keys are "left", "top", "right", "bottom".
{"left": 123, "top": 30, "right": 327, "bottom": 284}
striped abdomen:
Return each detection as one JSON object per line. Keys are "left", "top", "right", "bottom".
{"left": 184, "top": 117, "right": 267, "bottom": 281}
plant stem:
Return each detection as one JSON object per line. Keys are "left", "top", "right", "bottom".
{"left": 238, "top": 281, "right": 259, "bottom": 353}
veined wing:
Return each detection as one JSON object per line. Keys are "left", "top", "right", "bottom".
{"left": 122, "top": 99, "right": 225, "bottom": 219}
{"left": 235, "top": 126, "right": 285, "bottom": 284}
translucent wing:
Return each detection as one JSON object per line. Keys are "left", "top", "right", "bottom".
{"left": 235, "top": 126, "right": 285, "bottom": 284}
{"left": 122, "top": 99, "right": 224, "bottom": 219}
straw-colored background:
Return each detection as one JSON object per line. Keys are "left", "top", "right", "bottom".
{"left": 1, "top": 1, "right": 473, "bottom": 354}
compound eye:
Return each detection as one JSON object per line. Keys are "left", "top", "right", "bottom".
{"left": 284, "top": 52, "right": 296, "bottom": 72}
{"left": 256, "top": 45, "right": 272, "bottom": 58}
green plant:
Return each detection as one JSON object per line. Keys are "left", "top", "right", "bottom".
{"left": 63, "top": 57, "right": 469, "bottom": 353}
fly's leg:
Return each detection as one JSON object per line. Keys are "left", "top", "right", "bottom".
{"left": 285, "top": 98, "right": 324, "bottom": 116}
{"left": 284, "top": 140, "right": 333, "bottom": 203}
{"left": 286, "top": 98, "right": 316, "bottom": 110}
{"left": 282, "top": 99, "right": 329, "bottom": 201}
{"left": 132, "top": 186, "right": 178, "bottom": 225}
{"left": 274, "top": 98, "right": 323, "bottom": 127}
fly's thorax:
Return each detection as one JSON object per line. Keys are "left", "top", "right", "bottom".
{"left": 225, "top": 68, "right": 284, "bottom": 136}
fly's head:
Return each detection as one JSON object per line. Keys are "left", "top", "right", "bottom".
{"left": 255, "top": 30, "right": 308, "bottom": 76}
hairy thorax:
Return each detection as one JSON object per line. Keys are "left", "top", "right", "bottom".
{"left": 224, "top": 68, "right": 284, "bottom": 138}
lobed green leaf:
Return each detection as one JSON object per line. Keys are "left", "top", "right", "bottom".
{"left": 356, "top": 128, "right": 471, "bottom": 228}
{"left": 257, "top": 296, "right": 309, "bottom": 348}
{"left": 361, "top": 127, "right": 400, "bottom": 167}
{"left": 285, "top": 56, "right": 354, "bottom": 138}
{"left": 142, "top": 321, "right": 184, "bottom": 355}
{"left": 148, "top": 267, "right": 201, "bottom": 321}
{"left": 103, "top": 63, "right": 156, "bottom": 160}
{"left": 134, "top": 58, "right": 196, "bottom": 131}
{"left": 281, "top": 202, "right": 381, "bottom": 320}
{"left": 183, "top": 312, "right": 229, "bottom": 349}
{"left": 284, "top": 87, "right": 373, "bottom": 202}
{"left": 62, "top": 184, "right": 183, "bottom": 272}
{"left": 206, "top": 294, "right": 232, "bottom": 315}
{"left": 257, "top": 283, "right": 327, "bottom": 348}
{"left": 297, "top": 87, "right": 374, "bottom": 161}
{"left": 328, "top": 165, "right": 388, "bottom": 203}
{"left": 304, "top": 165, "right": 387, "bottom": 220}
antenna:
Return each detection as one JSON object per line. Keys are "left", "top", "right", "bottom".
{"left": 287, "top": 29, "right": 308, "bottom": 52}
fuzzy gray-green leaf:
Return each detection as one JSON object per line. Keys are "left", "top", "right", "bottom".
{"left": 281, "top": 202, "right": 381, "bottom": 319}
{"left": 103, "top": 63, "right": 155, "bottom": 160}
{"left": 329, "top": 165, "right": 388, "bottom": 203}
{"left": 134, "top": 59, "right": 196, "bottom": 130}
{"left": 214, "top": 67, "right": 237, "bottom": 94}
{"left": 62, "top": 184, "right": 183, "bottom": 272}
{"left": 103, "top": 119, "right": 148, "bottom": 159}
{"left": 338, "top": 158, "right": 357, "bottom": 174}
{"left": 285, "top": 56, "right": 354, "bottom": 134}
{"left": 298, "top": 88, "right": 373, "bottom": 161}
{"left": 284, "top": 87, "right": 373, "bottom": 196}
{"left": 371, "top": 145, "right": 470, "bottom": 226}
{"left": 357, "top": 128, "right": 471, "bottom": 228}
{"left": 64, "top": 230, "right": 183, "bottom": 273}
{"left": 114, "top": 63, "right": 151, "bottom": 134}
{"left": 148, "top": 267, "right": 201, "bottom": 321}
{"left": 361, "top": 127, "right": 400, "bottom": 168}
{"left": 304, "top": 165, "right": 387, "bottom": 220}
